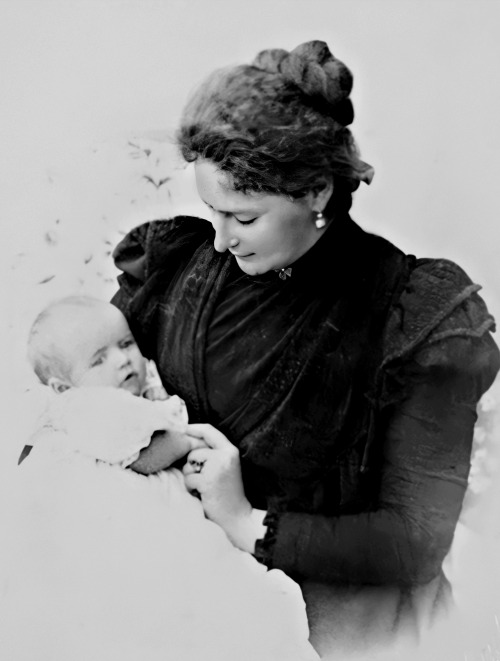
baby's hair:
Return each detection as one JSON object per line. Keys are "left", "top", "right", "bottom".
{"left": 27, "top": 295, "right": 105, "bottom": 385}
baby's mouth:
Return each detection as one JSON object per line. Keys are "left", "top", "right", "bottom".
{"left": 121, "top": 372, "right": 137, "bottom": 386}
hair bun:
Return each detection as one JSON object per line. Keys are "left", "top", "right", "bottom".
{"left": 252, "top": 48, "right": 289, "bottom": 74}
{"left": 253, "top": 40, "right": 354, "bottom": 126}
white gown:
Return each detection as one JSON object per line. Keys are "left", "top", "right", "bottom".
{"left": 0, "top": 387, "right": 319, "bottom": 661}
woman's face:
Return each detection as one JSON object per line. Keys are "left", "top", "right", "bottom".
{"left": 194, "top": 159, "right": 329, "bottom": 276}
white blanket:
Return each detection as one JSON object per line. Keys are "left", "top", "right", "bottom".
{"left": 0, "top": 387, "right": 318, "bottom": 661}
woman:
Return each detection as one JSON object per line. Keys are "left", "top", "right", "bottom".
{"left": 112, "top": 41, "right": 499, "bottom": 656}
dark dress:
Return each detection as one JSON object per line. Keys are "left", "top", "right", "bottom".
{"left": 112, "top": 214, "right": 499, "bottom": 654}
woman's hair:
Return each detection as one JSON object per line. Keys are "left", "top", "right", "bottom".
{"left": 177, "top": 40, "right": 373, "bottom": 216}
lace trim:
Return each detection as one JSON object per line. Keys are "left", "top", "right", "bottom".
{"left": 253, "top": 508, "right": 282, "bottom": 567}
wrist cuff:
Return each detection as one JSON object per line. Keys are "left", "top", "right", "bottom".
{"left": 254, "top": 508, "right": 282, "bottom": 568}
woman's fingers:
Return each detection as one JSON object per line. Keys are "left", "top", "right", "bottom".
{"left": 186, "top": 434, "right": 208, "bottom": 451}
{"left": 186, "top": 447, "right": 211, "bottom": 464}
{"left": 184, "top": 471, "right": 203, "bottom": 493}
{"left": 182, "top": 460, "right": 204, "bottom": 478}
{"left": 186, "top": 423, "right": 235, "bottom": 451}
{"left": 182, "top": 448, "right": 210, "bottom": 477}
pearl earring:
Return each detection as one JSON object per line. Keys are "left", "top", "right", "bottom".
{"left": 315, "top": 211, "right": 326, "bottom": 229}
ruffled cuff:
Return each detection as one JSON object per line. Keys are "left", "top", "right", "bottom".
{"left": 254, "top": 507, "right": 282, "bottom": 568}
{"left": 118, "top": 451, "right": 141, "bottom": 469}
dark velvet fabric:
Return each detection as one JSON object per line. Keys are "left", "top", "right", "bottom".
{"left": 111, "top": 215, "right": 499, "bottom": 590}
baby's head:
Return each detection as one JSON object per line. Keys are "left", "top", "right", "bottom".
{"left": 27, "top": 296, "right": 147, "bottom": 396}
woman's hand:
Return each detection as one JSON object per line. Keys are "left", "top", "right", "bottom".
{"left": 183, "top": 424, "right": 267, "bottom": 552}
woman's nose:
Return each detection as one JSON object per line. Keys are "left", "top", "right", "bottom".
{"left": 211, "top": 215, "right": 232, "bottom": 253}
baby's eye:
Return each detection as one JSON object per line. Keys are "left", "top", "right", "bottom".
{"left": 120, "top": 338, "right": 136, "bottom": 349}
{"left": 90, "top": 356, "right": 104, "bottom": 368}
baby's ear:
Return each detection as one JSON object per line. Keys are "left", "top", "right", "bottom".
{"left": 47, "top": 377, "right": 71, "bottom": 395}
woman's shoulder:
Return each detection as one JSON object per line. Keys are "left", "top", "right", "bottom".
{"left": 382, "top": 256, "right": 499, "bottom": 372}
{"left": 113, "top": 216, "right": 213, "bottom": 283}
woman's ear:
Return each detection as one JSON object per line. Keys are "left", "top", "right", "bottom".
{"left": 309, "top": 177, "right": 334, "bottom": 213}
{"left": 48, "top": 377, "right": 71, "bottom": 394}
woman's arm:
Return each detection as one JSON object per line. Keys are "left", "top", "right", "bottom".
{"left": 257, "top": 331, "right": 499, "bottom": 585}
{"left": 185, "top": 331, "right": 499, "bottom": 585}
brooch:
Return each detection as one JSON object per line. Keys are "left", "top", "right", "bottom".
{"left": 276, "top": 267, "right": 292, "bottom": 280}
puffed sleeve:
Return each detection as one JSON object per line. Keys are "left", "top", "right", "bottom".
{"left": 111, "top": 216, "right": 213, "bottom": 313}
{"left": 256, "top": 263, "right": 500, "bottom": 586}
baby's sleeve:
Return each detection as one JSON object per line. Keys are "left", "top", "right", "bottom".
{"left": 54, "top": 388, "right": 188, "bottom": 465}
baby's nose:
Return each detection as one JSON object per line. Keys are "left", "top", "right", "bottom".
{"left": 112, "top": 347, "right": 131, "bottom": 367}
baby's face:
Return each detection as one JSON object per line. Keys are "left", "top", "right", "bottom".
{"left": 66, "top": 304, "right": 147, "bottom": 395}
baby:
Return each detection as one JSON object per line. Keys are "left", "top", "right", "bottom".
{"left": 1, "top": 296, "right": 319, "bottom": 661}
{"left": 23, "top": 295, "right": 202, "bottom": 472}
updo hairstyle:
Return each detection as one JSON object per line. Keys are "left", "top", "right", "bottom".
{"left": 177, "top": 40, "right": 373, "bottom": 216}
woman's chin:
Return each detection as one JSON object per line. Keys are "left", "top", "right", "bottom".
{"left": 235, "top": 258, "right": 269, "bottom": 276}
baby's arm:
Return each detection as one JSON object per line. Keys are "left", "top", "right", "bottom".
{"left": 48, "top": 387, "right": 195, "bottom": 469}
{"left": 130, "top": 429, "right": 205, "bottom": 474}
{"left": 131, "top": 364, "right": 205, "bottom": 473}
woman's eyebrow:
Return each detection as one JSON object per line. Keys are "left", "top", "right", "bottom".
{"left": 201, "top": 199, "right": 258, "bottom": 215}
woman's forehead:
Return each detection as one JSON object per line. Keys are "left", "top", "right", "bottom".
{"left": 195, "top": 160, "right": 263, "bottom": 204}
{"left": 194, "top": 159, "right": 285, "bottom": 214}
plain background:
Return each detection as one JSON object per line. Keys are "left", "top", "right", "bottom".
{"left": 2, "top": 0, "right": 499, "bottom": 309}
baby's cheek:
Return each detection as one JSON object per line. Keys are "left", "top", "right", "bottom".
{"left": 137, "top": 356, "right": 148, "bottom": 387}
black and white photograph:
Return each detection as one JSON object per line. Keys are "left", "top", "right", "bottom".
{"left": 1, "top": 1, "right": 499, "bottom": 660}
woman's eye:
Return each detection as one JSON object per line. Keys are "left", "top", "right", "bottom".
{"left": 120, "top": 339, "right": 135, "bottom": 349}
{"left": 235, "top": 217, "right": 257, "bottom": 225}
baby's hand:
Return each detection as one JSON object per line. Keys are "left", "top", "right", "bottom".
{"left": 142, "top": 385, "right": 169, "bottom": 401}
{"left": 141, "top": 360, "right": 169, "bottom": 401}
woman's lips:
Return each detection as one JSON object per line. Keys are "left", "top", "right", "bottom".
{"left": 232, "top": 252, "right": 254, "bottom": 259}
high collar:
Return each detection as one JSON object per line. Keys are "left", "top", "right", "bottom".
{"left": 228, "top": 214, "right": 368, "bottom": 294}
{"left": 282, "top": 213, "right": 361, "bottom": 278}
